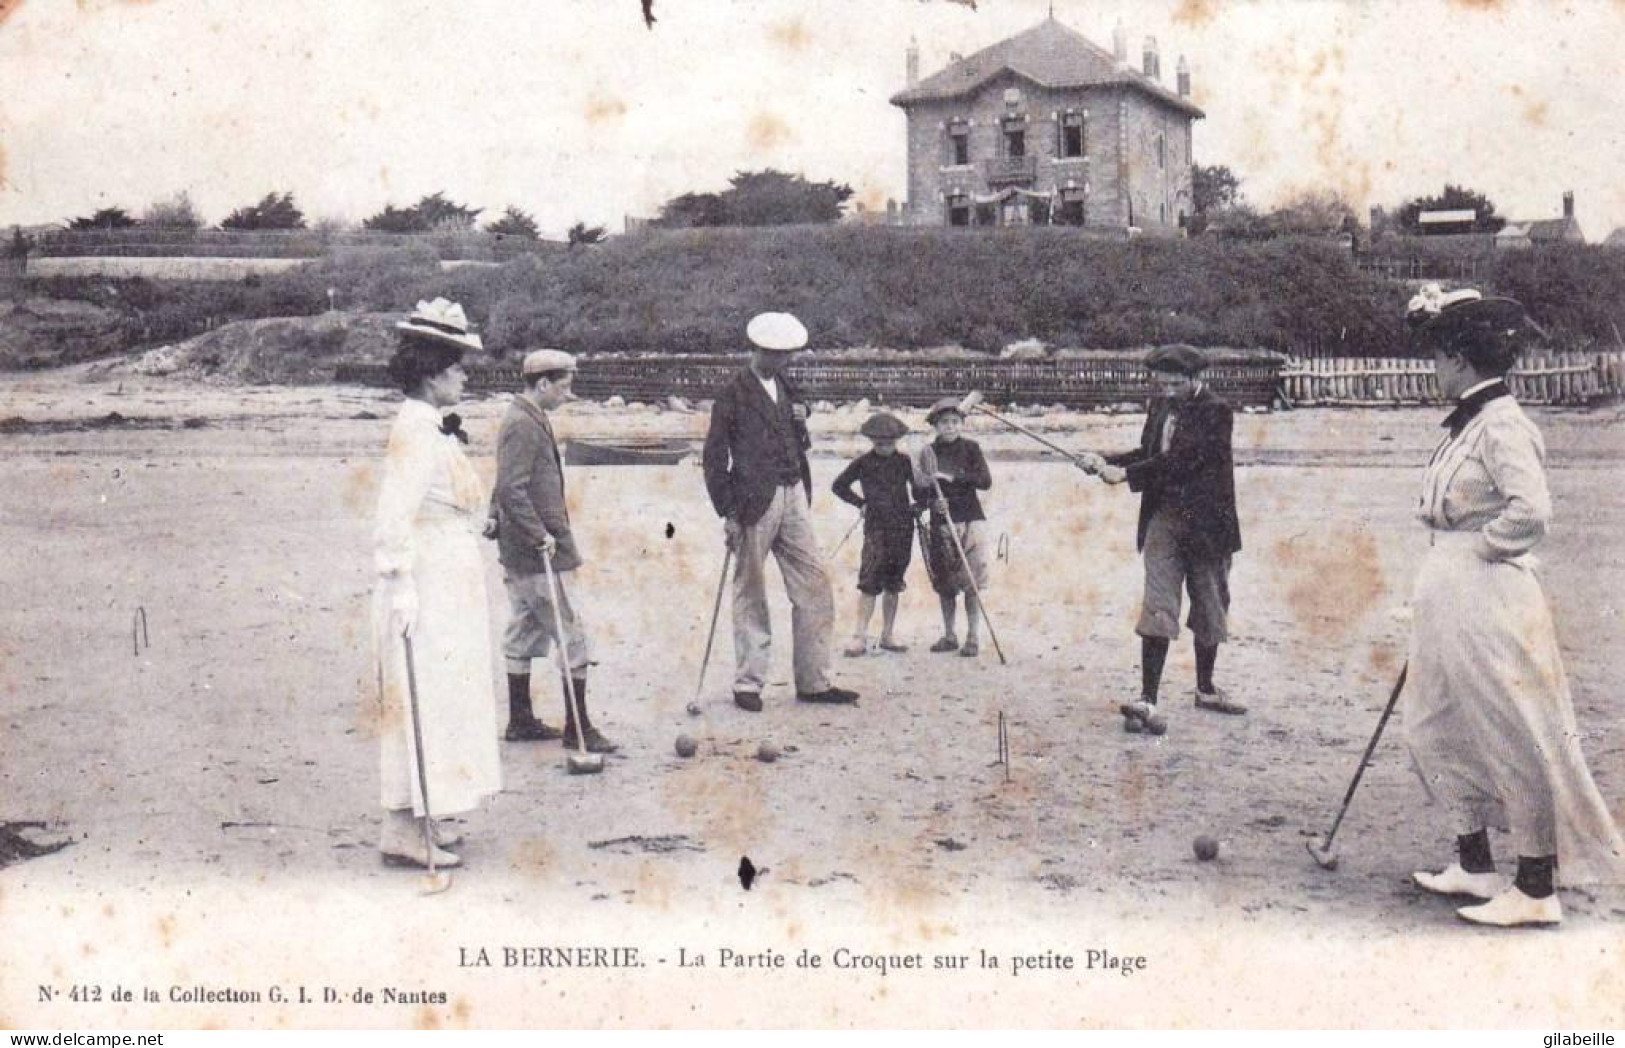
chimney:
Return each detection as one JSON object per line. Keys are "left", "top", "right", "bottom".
{"left": 1563, "top": 190, "right": 1574, "bottom": 219}
{"left": 906, "top": 36, "right": 919, "bottom": 87}
{"left": 1143, "top": 36, "right": 1160, "bottom": 80}
{"left": 1369, "top": 205, "right": 1384, "bottom": 232}
{"left": 1176, "top": 55, "right": 1190, "bottom": 97}
{"left": 1113, "top": 20, "right": 1127, "bottom": 65}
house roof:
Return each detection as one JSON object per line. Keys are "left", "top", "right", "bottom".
{"left": 1500, "top": 216, "right": 1584, "bottom": 243}
{"left": 889, "top": 17, "right": 1204, "bottom": 119}
{"left": 1605, "top": 227, "right": 1625, "bottom": 248}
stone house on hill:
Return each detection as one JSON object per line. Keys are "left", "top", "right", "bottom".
{"left": 889, "top": 15, "right": 1203, "bottom": 232}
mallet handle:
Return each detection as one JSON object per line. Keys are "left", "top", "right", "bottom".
{"left": 1320, "top": 662, "right": 1408, "bottom": 848}
{"left": 971, "top": 405, "right": 1091, "bottom": 465}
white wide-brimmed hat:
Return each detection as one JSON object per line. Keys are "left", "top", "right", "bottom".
{"left": 746, "top": 311, "right": 809, "bottom": 352}
{"left": 522, "top": 349, "right": 578, "bottom": 375}
{"left": 396, "top": 297, "right": 483, "bottom": 352}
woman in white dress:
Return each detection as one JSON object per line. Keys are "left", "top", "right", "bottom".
{"left": 1404, "top": 285, "right": 1625, "bottom": 926}
{"left": 373, "top": 298, "right": 502, "bottom": 868}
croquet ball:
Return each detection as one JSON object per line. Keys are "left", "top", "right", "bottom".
{"left": 1146, "top": 715, "right": 1167, "bottom": 736}
{"left": 1193, "top": 835, "right": 1219, "bottom": 861}
{"left": 685, "top": 702, "right": 702, "bottom": 717}
{"left": 756, "top": 741, "right": 780, "bottom": 764}
{"left": 674, "top": 734, "right": 698, "bottom": 759}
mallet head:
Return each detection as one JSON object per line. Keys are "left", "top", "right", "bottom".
{"left": 1306, "top": 839, "right": 1340, "bottom": 871}
{"left": 567, "top": 752, "right": 605, "bottom": 775}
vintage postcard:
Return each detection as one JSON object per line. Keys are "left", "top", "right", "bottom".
{"left": 3, "top": 0, "right": 1624, "bottom": 1030}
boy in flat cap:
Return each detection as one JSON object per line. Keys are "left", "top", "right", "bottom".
{"left": 702, "top": 312, "right": 857, "bottom": 711}
{"left": 491, "top": 348, "right": 617, "bottom": 752}
{"left": 919, "top": 397, "right": 993, "bottom": 658}
{"left": 832, "top": 411, "right": 920, "bottom": 656}
{"left": 1082, "top": 344, "right": 1244, "bottom": 732}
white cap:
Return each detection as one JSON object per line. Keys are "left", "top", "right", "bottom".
{"left": 746, "top": 311, "right": 809, "bottom": 352}
{"left": 521, "top": 349, "right": 578, "bottom": 376}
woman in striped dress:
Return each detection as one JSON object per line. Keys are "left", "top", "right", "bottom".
{"left": 1404, "top": 285, "right": 1625, "bottom": 926}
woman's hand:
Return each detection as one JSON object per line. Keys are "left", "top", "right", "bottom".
{"left": 537, "top": 533, "right": 558, "bottom": 557}
{"left": 1099, "top": 465, "right": 1128, "bottom": 485}
{"left": 390, "top": 581, "right": 420, "bottom": 638}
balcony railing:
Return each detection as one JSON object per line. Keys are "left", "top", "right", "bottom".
{"left": 983, "top": 155, "right": 1037, "bottom": 185}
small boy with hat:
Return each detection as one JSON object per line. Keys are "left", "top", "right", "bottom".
{"left": 490, "top": 347, "right": 617, "bottom": 752}
{"left": 919, "top": 396, "right": 994, "bottom": 657}
{"left": 832, "top": 410, "right": 920, "bottom": 656}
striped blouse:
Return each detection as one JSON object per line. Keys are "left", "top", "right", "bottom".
{"left": 1418, "top": 396, "right": 1552, "bottom": 561}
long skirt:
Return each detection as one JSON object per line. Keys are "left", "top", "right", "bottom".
{"left": 1406, "top": 531, "right": 1625, "bottom": 884}
{"left": 372, "top": 513, "right": 502, "bottom": 816}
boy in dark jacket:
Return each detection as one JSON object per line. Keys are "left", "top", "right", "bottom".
{"left": 832, "top": 411, "right": 918, "bottom": 656}
{"left": 1085, "top": 344, "right": 1245, "bottom": 733}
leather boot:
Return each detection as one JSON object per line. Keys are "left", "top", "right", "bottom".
{"left": 562, "top": 677, "right": 618, "bottom": 754}
{"left": 504, "top": 673, "right": 561, "bottom": 741}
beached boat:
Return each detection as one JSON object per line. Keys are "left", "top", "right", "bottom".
{"left": 564, "top": 436, "right": 695, "bottom": 466}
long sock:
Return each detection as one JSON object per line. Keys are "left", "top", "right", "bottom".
{"left": 880, "top": 593, "right": 900, "bottom": 641}
{"left": 506, "top": 673, "right": 532, "bottom": 724}
{"left": 563, "top": 675, "right": 588, "bottom": 730}
{"left": 939, "top": 594, "right": 958, "bottom": 638}
{"left": 1513, "top": 855, "right": 1556, "bottom": 899}
{"left": 1195, "top": 642, "right": 1218, "bottom": 693}
{"left": 1141, "top": 636, "right": 1170, "bottom": 703}
{"left": 1457, "top": 829, "right": 1495, "bottom": 874}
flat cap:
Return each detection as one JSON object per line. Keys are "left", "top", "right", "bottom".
{"left": 521, "top": 349, "right": 578, "bottom": 375}
{"left": 746, "top": 312, "right": 809, "bottom": 352}
{"left": 859, "top": 411, "right": 909, "bottom": 440}
{"left": 1144, "top": 344, "right": 1208, "bottom": 375}
{"left": 925, "top": 396, "right": 965, "bottom": 424}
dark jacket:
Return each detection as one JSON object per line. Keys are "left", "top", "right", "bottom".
{"left": 702, "top": 367, "right": 813, "bottom": 526}
{"left": 918, "top": 436, "right": 991, "bottom": 523}
{"left": 832, "top": 450, "right": 918, "bottom": 531}
{"left": 1106, "top": 386, "right": 1241, "bottom": 558}
{"left": 491, "top": 396, "right": 582, "bottom": 575}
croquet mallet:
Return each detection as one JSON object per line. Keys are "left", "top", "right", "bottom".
{"left": 1307, "top": 661, "right": 1409, "bottom": 871}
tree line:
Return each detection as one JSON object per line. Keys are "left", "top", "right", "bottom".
{"left": 1191, "top": 166, "right": 1510, "bottom": 240}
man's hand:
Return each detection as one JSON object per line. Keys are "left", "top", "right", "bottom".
{"left": 537, "top": 533, "right": 558, "bottom": 557}
{"left": 934, "top": 496, "right": 950, "bottom": 516}
{"left": 791, "top": 403, "right": 809, "bottom": 422}
{"left": 481, "top": 514, "right": 500, "bottom": 540}
{"left": 1072, "top": 451, "right": 1105, "bottom": 474}
{"left": 723, "top": 517, "right": 743, "bottom": 552}
{"left": 1099, "top": 465, "right": 1128, "bottom": 485}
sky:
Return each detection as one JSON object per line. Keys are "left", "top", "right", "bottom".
{"left": 1, "top": 0, "right": 1623, "bottom": 239}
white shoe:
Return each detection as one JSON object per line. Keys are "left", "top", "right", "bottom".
{"left": 433, "top": 821, "right": 464, "bottom": 849}
{"left": 380, "top": 814, "right": 462, "bottom": 869}
{"left": 1413, "top": 862, "right": 1503, "bottom": 900}
{"left": 1456, "top": 886, "right": 1562, "bottom": 927}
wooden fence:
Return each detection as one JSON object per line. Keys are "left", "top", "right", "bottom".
{"left": 1280, "top": 351, "right": 1625, "bottom": 406}
{"left": 336, "top": 354, "right": 1285, "bottom": 409}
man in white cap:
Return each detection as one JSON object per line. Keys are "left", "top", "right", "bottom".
{"left": 702, "top": 312, "right": 856, "bottom": 711}
{"left": 491, "top": 348, "right": 616, "bottom": 752}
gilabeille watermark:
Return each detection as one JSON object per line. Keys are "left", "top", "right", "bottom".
{"left": 1545, "top": 1034, "right": 1615, "bottom": 1047}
